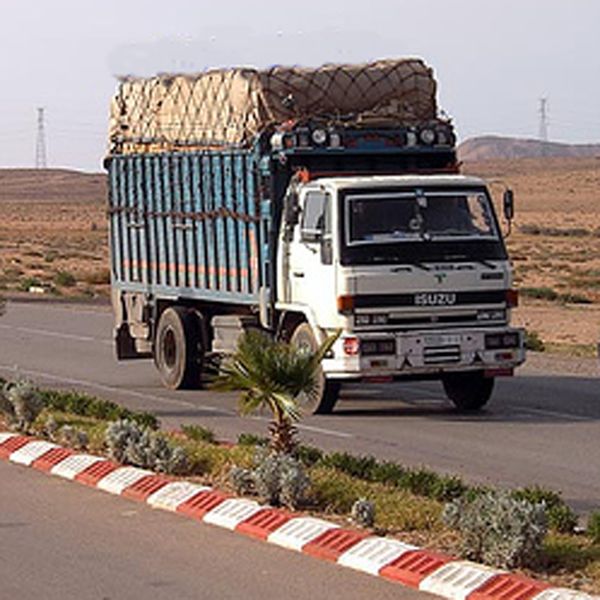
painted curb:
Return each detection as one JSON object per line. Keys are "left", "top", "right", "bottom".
{"left": 1, "top": 432, "right": 598, "bottom": 600}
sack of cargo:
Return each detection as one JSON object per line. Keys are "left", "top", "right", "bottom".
{"left": 109, "top": 58, "right": 437, "bottom": 154}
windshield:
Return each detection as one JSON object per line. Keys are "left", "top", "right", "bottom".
{"left": 346, "top": 191, "right": 499, "bottom": 245}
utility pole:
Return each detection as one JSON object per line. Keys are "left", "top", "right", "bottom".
{"left": 538, "top": 97, "right": 549, "bottom": 142}
{"left": 35, "top": 107, "right": 47, "bottom": 169}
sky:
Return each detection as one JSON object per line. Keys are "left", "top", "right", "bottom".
{"left": 1, "top": 0, "right": 599, "bottom": 172}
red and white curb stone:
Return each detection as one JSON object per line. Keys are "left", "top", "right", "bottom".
{"left": 1, "top": 432, "right": 598, "bottom": 600}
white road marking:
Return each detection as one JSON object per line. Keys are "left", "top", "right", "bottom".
{"left": 511, "top": 406, "right": 592, "bottom": 422}
{"left": 248, "top": 416, "right": 354, "bottom": 439}
{"left": 0, "top": 363, "right": 235, "bottom": 415}
{"left": 0, "top": 323, "right": 112, "bottom": 345}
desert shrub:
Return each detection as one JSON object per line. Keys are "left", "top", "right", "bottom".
{"left": 443, "top": 490, "right": 547, "bottom": 569}
{"left": 525, "top": 330, "right": 546, "bottom": 352}
{"left": 252, "top": 449, "right": 310, "bottom": 508}
{"left": 181, "top": 424, "right": 216, "bottom": 444}
{"left": 1, "top": 380, "right": 45, "bottom": 432}
{"left": 320, "top": 452, "right": 378, "bottom": 480}
{"left": 228, "top": 449, "right": 309, "bottom": 509}
{"left": 351, "top": 498, "right": 376, "bottom": 528}
{"left": 104, "top": 419, "right": 188, "bottom": 475}
{"left": 58, "top": 425, "right": 89, "bottom": 450}
{"left": 81, "top": 268, "right": 110, "bottom": 285}
{"left": 559, "top": 293, "right": 592, "bottom": 305}
{"left": 229, "top": 466, "right": 255, "bottom": 496}
{"left": 18, "top": 276, "right": 42, "bottom": 292}
{"left": 587, "top": 511, "right": 600, "bottom": 544}
{"left": 295, "top": 444, "right": 323, "bottom": 467}
{"left": 40, "top": 389, "right": 158, "bottom": 429}
{"left": 520, "top": 286, "right": 559, "bottom": 301}
{"left": 309, "top": 466, "right": 442, "bottom": 531}
{"left": 54, "top": 270, "right": 76, "bottom": 287}
{"left": 237, "top": 432, "right": 269, "bottom": 447}
{"left": 513, "top": 486, "right": 577, "bottom": 533}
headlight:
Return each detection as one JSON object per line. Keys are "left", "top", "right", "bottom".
{"left": 419, "top": 128, "right": 436, "bottom": 145}
{"left": 312, "top": 128, "right": 328, "bottom": 145}
{"left": 329, "top": 131, "right": 342, "bottom": 148}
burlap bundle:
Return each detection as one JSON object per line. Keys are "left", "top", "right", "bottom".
{"left": 109, "top": 58, "right": 437, "bottom": 154}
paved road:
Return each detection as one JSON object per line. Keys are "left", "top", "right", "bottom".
{"left": 1, "top": 301, "right": 599, "bottom": 512}
{"left": 0, "top": 460, "right": 424, "bottom": 600}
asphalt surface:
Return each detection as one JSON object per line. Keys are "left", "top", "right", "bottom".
{"left": 0, "top": 460, "right": 425, "bottom": 600}
{"left": 0, "top": 300, "right": 599, "bottom": 513}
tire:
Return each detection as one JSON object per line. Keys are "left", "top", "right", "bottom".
{"left": 442, "top": 371, "right": 494, "bottom": 411}
{"left": 154, "top": 306, "right": 204, "bottom": 390}
{"left": 290, "top": 323, "right": 340, "bottom": 415}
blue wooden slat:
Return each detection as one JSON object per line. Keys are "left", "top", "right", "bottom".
{"left": 143, "top": 156, "right": 158, "bottom": 286}
{"left": 162, "top": 155, "right": 177, "bottom": 287}
{"left": 171, "top": 156, "right": 187, "bottom": 288}
{"left": 201, "top": 154, "right": 217, "bottom": 290}
{"left": 154, "top": 155, "right": 168, "bottom": 286}
{"left": 223, "top": 153, "right": 239, "bottom": 293}
{"left": 126, "top": 156, "right": 140, "bottom": 282}
{"left": 191, "top": 154, "right": 207, "bottom": 289}
{"left": 118, "top": 159, "right": 131, "bottom": 283}
{"left": 234, "top": 153, "right": 249, "bottom": 294}
{"left": 212, "top": 154, "right": 227, "bottom": 291}
{"left": 134, "top": 156, "right": 148, "bottom": 285}
{"left": 108, "top": 161, "right": 122, "bottom": 282}
{"left": 181, "top": 154, "right": 198, "bottom": 288}
{"left": 246, "top": 154, "right": 260, "bottom": 293}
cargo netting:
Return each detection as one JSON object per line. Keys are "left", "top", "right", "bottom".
{"left": 109, "top": 58, "right": 438, "bottom": 155}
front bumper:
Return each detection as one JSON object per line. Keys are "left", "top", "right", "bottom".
{"left": 323, "top": 326, "right": 526, "bottom": 379}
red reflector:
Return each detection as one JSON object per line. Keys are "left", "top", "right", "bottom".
{"left": 506, "top": 289, "right": 519, "bottom": 308}
{"left": 484, "top": 368, "right": 514, "bottom": 377}
{"left": 343, "top": 337, "right": 360, "bottom": 355}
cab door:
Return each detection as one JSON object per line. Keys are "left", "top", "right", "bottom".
{"left": 288, "top": 188, "right": 337, "bottom": 325}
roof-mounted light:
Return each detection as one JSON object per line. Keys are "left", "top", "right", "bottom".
{"left": 312, "top": 128, "right": 328, "bottom": 145}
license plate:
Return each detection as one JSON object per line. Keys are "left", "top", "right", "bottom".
{"left": 424, "top": 334, "right": 461, "bottom": 346}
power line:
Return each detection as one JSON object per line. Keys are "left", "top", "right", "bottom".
{"left": 35, "top": 107, "right": 47, "bottom": 168}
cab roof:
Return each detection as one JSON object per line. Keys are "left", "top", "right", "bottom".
{"left": 312, "top": 174, "right": 487, "bottom": 191}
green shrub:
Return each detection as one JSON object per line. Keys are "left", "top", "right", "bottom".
{"left": 520, "top": 287, "right": 559, "bottom": 301}
{"left": 295, "top": 444, "right": 323, "bottom": 467}
{"left": 320, "top": 452, "right": 378, "bottom": 480}
{"left": 54, "top": 270, "right": 76, "bottom": 287}
{"left": 525, "top": 330, "right": 545, "bottom": 352}
{"left": 513, "top": 486, "right": 577, "bottom": 533}
{"left": 351, "top": 498, "right": 376, "bottom": 528}
{"left": 1, "top": 380, "right": 45, "bottom": 432}
{"left": 231, "top": 449, "right": 310, "bottom": 509}
{"left": 104, "top": 419, "right": 188, "bottom": 475}
{"left": 237, "top": 432, "right": 269, "bottom": 447}
{"left": 182, "top": 424, "right": 216, "bottom": 444}
{"left": 39, "top": 389, "right": 158, "bottom": 429}
{"left": 587, "top": 511, "right": 600, "bottom": 544}
{"left": 443, "top": 490, "right": 547, "bottom": 569}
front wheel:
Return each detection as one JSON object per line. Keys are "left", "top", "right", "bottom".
{"left": 442, "top": 371, "right": 494, "bottom": 411}
{"left": 154, "top": 306, "right": 204, "bottom": 389}
{"left": 290, "top": 323, "right": 340, "bottom": 415}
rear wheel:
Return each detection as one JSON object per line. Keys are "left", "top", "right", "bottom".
{"left": 290, "top": 323, "right": 340, "bottom": 415}
{"left": 442, "top": 371, "right": 494, "bottom": 411}
{"left": 154, "top": 306, "right": 204, "bottom": 389}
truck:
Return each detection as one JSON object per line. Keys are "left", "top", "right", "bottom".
{"left": 106, "top": 58, "right": 525, "bottom": 414}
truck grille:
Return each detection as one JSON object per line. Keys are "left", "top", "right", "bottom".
{"left": 423, "top": 344, "right": 461, "bottom": 365}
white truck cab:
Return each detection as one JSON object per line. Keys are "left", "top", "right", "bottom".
{"left": 277, "top": 174, "right": 525, "bottom": 412}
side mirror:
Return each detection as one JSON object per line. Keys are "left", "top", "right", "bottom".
{"left": 503, "top": 189, "right": 514, "bottom": 222}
